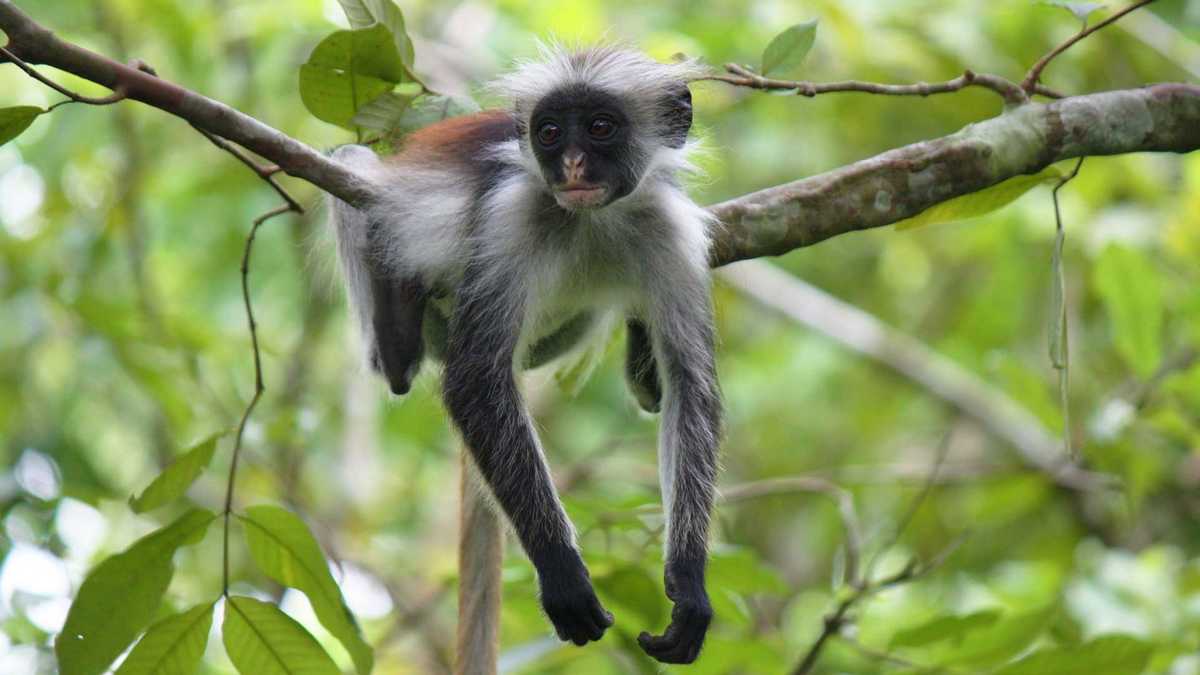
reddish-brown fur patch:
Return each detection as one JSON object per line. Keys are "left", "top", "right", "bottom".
{"left": 388, "top": 110, "right": 519, "bottom": 167}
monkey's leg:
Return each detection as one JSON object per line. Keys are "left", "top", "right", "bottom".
{"left": 625, "top": 318, "right": 662, "bottom": 413}
{"left": 442, "top": 260, "right": 613, "bottom": 647}
{"left": 638, "top": 281, "right": 722, "bottom": 665}
{"left": 368, "top": 270, "right": 427, "bottom": 396}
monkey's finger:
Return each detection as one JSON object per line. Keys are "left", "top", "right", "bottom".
{"left": 560, "top": 614, "right": 590, "bottom": 646}
{"left": 639, "top": 628, "right": 692, "bottom": 664}
{"left": 639, "top": 629, "right": 692, "bottom": 664}
{"left": 569, "top": 608, "right": 600, "bottom": 643}
{"left": 592, "top": 604, "right": 615, "bottom": 630}
{"left": 637, "top": 608, "right": 710, "bottom": 663}
{"left": 636, "top": 626, "right": 676, "bottom": 653}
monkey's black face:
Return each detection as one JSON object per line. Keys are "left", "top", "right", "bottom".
{"left": 529, "top": 86, "right": 643, "bottom": 210}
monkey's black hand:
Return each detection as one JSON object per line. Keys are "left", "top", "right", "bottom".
{"left": 637, "top": 559, "right": 712, "bottom": 664}
{"left": 536, "top": 548, "right": 614, "bottom": 646}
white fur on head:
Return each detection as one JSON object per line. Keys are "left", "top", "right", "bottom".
{"left": 488, "top": 42, "right": 706, "bottom": 142}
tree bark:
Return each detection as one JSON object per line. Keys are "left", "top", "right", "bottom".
{"left": 3, "top": 0, "right": 1197, "bottom": 264}
{"left": 708, "top": 84, "right": 1200, "bottom": 265}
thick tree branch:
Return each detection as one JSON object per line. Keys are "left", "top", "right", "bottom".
{"left": 707, "top": 83, "right": 1200, "bottom": 266}
{"left": 0, "top": 0, "right": 374, "bottom": 206}
{"left": 3, "top": 2, "right": 1198, "bottom": 267}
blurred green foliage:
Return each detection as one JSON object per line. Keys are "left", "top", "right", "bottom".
{"left": 2, "top": 0, "right": 1200, "bottom": 673}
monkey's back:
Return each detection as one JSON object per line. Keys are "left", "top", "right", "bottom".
{"left": 342, "top": 111, "right": 524, "bottom": 293}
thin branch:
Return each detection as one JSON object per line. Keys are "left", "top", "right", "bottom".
{"left": 1117, "top": 7, "right": 1200, "bottom": 80}
{"left": 719, "top": 261, "right": 1117, "bottom": 491}
{"left": 839, "top": 636, "right": 944, "bottom": 673}
{"left": 194, "top": 126, "right": 304, "bottom": 214}
{"left": 863, "top": 432, "right": 952, "bottom": 584}
{"left": 0, "top": 0, "right": 374, "bottom": 206}
{"left": 221, "top": 203, "right": 294, "bottom": 596}
{"left": 1022, "top": 0, "right": 1159, "bottom": 93}
{"left": 790, "top": 536, "right": 963, "bottom": 675}
{"left": 1129, "top": 347, "right": 1199, "bottom": 410}
{"left": 707, "top": 64, "right": 1032, "bottom": 106}
{"left": 722, "top": 476, "right": 863, "bottom": 586}
{"left": 0, "top": 45, "right": 127, "bottom": 108}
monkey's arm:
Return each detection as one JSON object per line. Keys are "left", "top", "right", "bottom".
{"left": 442, "top": 260, "right": 613, "bottom": 646}
{"left": 625, "top": 318, "right": 662, "bottom": 413}
{"left": 638, "top": 275, "right": 721, "bottom": 665}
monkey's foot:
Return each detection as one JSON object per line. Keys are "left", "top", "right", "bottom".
{"left": 537, "top": 551, "right": 614, "bottom": 646}
{"left": 638, "top": 561, "right": 712, "bottom": 664}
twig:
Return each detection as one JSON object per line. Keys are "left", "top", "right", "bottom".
{"left": 0, "top": 0, "right": 374, "bottom": 206}
{"left": 221, "top": 203, "right": 294, "bottom": 595}
{"left": 705, "top": 64, "right": 1033, "bottom": 106}
{"left": 719, "top": 261, "right": 1117, "bottom": 491}
{"left": 839, "top": 636, "right": 941, "bottom": 672}
{"left": 790, "top": 535, "right": 965, "bottom": 675}
{"left": 863, "top": 431, "right": 952, "bottom": 583}
{"left": 722, "top": 476, "right": 863, "bottom": 586}
{"left": 789, "top": 439, "right": 965, "bottom": 675}
{"left": 0, "top": 44, "right": 127, "bottom": 109}
{"left": 193, "top": 126, "right": 304, "bottom": 214}
{"left": 1130, "top": 347, "right": 1199, "bottom": 409}
{"left": 122, "top": 55, "right": 305, "bottom": 215}
{"left": 1022, "top": 0, "right": 1159, "bottom": 93}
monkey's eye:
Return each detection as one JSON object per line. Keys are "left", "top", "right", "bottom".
{"left": 588, "top": 117, "right": 616, "bottom": 140}
{"left": 536, "top": 122, "right": 561, "bottom": 146}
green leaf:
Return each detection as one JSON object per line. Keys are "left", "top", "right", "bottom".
{"left": 390, "top": 94, "right": 481, "bottom": 134}
{"left": 896, "top": 166, "right": 1064, "bottom": 231}
{"left": 889, "top": 610, "right": 1002, "bottom": 649}
{"left": 350, "top": 88, "right": 420, "bottom": 133}
{"left": 336, "top": 0, "right": 416, "bottom": 68}
{"left": 760, "top": 21, "right": 818, "bottom": 78}
{"left": 934, "top": 608, "right": 1053, "bottom": 668}
{"left": 56, "top": 509, "right": 215, "bottom": 675}
{"left": 114, "top": 602, "right": 214, "bottom": 675}
{"left": 995, "top": 634, "right": 1151, "bottom": 675}
{"left": 222, "top": 596, "right": 340, "bottom": 675}
{"left": 129, "top": 432, "right": 224, "bottom": 513}
{"left": 0, "top": 106, "right": 43, "bottom": 146}
{"left": 240, "top": 505, "right": 373, "bottom": 675}
{"left": 1049, "top": 229, "right": 1068, "bottom": 370}
{"left": 1093, "top": 244, "right": 1163, "bottom": 377}
{"left": 300, "top": 24, "right": 407, "bottom": 130}
{"left": 1049, "top": 222, "right": 1072, "bottom": 458}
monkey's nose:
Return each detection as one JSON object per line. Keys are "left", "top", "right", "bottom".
{"left": 563, "top": 151, "right": 585, "bottom": 182}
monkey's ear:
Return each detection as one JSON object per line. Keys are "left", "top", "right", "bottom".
{"left": 660, "top": 86, "right": 692, "bottom": 149}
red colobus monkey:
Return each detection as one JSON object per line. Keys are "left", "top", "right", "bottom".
{"left": 329, "top": 45, "right": 721, "bottom": 664}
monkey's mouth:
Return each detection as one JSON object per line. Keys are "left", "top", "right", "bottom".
{"left": 554, "top": 184, "right": 608, "bottom": 209}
